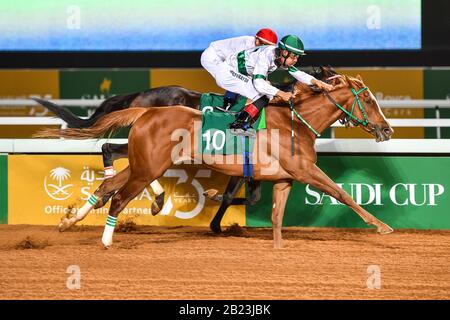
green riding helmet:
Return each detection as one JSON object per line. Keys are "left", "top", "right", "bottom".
{"left": 278, "top": 35, "right": 306, "bottom": 56}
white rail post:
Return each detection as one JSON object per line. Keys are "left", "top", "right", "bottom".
{"left": 435, "top": 106, "right": 441, "bottom": 139}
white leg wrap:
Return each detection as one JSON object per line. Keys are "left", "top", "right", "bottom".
{"left": 76, "top": 194, "right": 98, "bottom": 221}
{"left": 150, "top": 180, "right": 164, "bottom": 196}
{"left": 102, "top": 215, "right": 117, "bottom": 248}
{"left": 104, "top": 166, "right": 116, "bottom": 179}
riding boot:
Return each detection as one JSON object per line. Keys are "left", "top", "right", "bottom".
{"left": 223, "top": 91, "right": 239, "bottom": 110}
{"left": 228, "top": 104, "right": 259, "bottom": 137}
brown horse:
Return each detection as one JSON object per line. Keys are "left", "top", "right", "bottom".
{"left": 37, "top": 74, "right": 394, "bottom": 249}
{"left": 35, "top": 67, "right": 339, "bottom": 233}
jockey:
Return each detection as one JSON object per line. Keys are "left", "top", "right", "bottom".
{"left": 201, "top": 28, "right": 278, "bottom": 108}
{"left": 215, "top": 34, "right": 334, "bottom": 135}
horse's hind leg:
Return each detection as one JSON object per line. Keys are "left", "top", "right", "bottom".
{"left": 93, "top": 166, "right": 131, "bottom": 209}
{"left": 246, "top": 179, "right": 261, "bottom": 205}
{"left": 59, "top": 166, "right": 131, "bottom": 231}
{"left": 101, "top": 175, "right": 152, "bottom": 248}
{"left": 102, "top": 143, "right": 128, "bottom": 178}
{"left": 150, "top": 180, "right": 165, "bottom": 215}
{"left": 205, "top": 178, "right": 261, "bottom": 205}
{"left": 210, "top": 176, "right": 245, "bottom": 234}
{"left": 101, "top": 142, "right": 165, "bottom": 214}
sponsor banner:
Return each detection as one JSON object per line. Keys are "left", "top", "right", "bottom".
{"left": 60, "top": 69, "right": 150, "bottom": 138}
{"left": 335, "top": 68, "right": 424, "bottom": 139}
{"left": 0, "top": 69, "right": 59, "bottom": 116}
{"left": 150, "top": 69, "right": 223, "bottom": 94}
{"left": 0, "top": 155, "right": 7, "bottom": 224}
{"left": 0, "top": 70, "right": 59, "bottom": 138}
{"left": 424, "top": 69, "right": 450, "bottom": 138}
{"left": 60, "top": 69, "right": 149, "bottom": 116}
{"left": 8, "top": 155, "right": 244, "bottom": 227}
{"left": 247, "top": 156, "right": 450, "bottom": 230}
{"left": 60, "top": 69, "right": 149, "bottom": 99}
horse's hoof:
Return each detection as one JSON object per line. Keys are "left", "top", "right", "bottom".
{"left": 204, "top": 189, "right": 223, "bottom": 203}
{"left": 151, "top": 192, "right": 165, "bottom": 216}
{"left": 102, "top": 241, "right": 112, "bottom": 249}
{"left": 58, "top": 217, "right": 76, "bottom": 232}
{"left": 204, "top": 189, "right": 219, "bottom": 199}
{"left": 377, "top": 224, "right": 394, "bottom": 235}
{"left": 211, "top": 194, "right": 223, "bottom": 203}
{"left": 273, "top": 239, "right": 284, "bottom": 249}
{"left": 210, "top": 221, "right": 222, "bottom": 234}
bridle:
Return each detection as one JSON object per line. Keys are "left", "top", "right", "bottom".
{"left": 324, "top": 86, "right": 370, "bottom": 127}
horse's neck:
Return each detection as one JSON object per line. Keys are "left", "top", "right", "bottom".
{"left": 295, "top": 90, "right": 352, "bottom": 138}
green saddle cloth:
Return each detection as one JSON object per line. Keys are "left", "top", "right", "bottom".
{"left": 199, "top": 93, "right": 266, "bottom": 155}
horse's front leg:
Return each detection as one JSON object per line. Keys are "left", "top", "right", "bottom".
{"left": 272, "top": 181, "right": 292, "bottom": 249}
{"left": 296, "top": 162, "right": 393, "bottom": 234}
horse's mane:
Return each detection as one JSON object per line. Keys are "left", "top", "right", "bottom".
{"left": 270, "top": 67, "right": 366, "bottom": 106}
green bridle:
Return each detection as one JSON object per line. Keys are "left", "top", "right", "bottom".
{"left": 325, "top": 87, "right": 370, "bottom": 127}
{"left": 289, "top": 86, "right": 371, "bottom": 140}
{"left": 289, "top": 86, "right": 372, "bottom": 156}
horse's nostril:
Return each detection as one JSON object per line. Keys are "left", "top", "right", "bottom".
{"left": 383, "top": 127, "right": 393, "bottom": 136}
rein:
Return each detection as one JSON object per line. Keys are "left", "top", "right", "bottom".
{"left": 289, "top": 86, "right": 370, "bottom": 157}
{"left": 324, "top": 87, "right": 369, "bottom": 127}
{"left": 289, "top": 99, "right": 321, "bottom": 137}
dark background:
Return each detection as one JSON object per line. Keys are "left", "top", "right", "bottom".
{"left": 1, "top": 0, "right": 449, "bottom": 68}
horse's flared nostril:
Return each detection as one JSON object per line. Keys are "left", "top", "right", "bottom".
{"left": 383, "top": 127, "right": 394, "bottom": 137}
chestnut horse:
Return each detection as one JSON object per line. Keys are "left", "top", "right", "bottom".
{"left": 37, "top": 74, "right": 394, "bottom": 249}
{"left": 35, "top": 67, "right": 338, "bottom": 233}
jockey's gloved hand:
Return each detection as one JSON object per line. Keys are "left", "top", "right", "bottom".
{"left": 312, "top": 79, "right": 334, "bottom": 92}
{"left": 276, "top": 90, "right": 294, "bottom": 102}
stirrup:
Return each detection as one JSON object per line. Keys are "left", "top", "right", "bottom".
{"left": 229, "top": 128, "right": 256, "bottom": 137}
{"left": 228, "top": 111, "right": 255, "bottom": 137}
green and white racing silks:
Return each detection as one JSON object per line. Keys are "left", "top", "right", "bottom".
{"left": 226, "top": 45, "right": 315, "bottom": 97}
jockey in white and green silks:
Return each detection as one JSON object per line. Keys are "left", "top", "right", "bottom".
{"left": 201, "top": 28, "right": 278, "bottom": 108}
{"left": 213, "top": 35, "right": 334, "bottom": 135}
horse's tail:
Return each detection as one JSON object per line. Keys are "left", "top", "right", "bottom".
{"left": 34, "top": 107, "right": 148, "bottom": 139}
{"left": 183, "top": 89, "right": 202, "bottom": 109}
{"left": 32, "top": 93, "right": 140, "bottom": 128}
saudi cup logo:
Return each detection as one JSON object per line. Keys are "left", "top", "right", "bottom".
{"left": 160, "top": 169, "right": 210, "bottom": 219}
{"left": 44, "top": 167, "right": 74, "bottom": 201}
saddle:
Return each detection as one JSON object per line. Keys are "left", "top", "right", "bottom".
{"left": 199, "top": 93, "right": 261, "bottom": 177}
{"left": 199, "top": 93, "right": 265, "bottom": 153}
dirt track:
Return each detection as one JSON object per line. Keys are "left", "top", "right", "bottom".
{"left": 0, "top": 224, "right": 449, "bottom": 300}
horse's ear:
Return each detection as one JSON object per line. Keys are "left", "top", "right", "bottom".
{"left": 328, "top": 65, "right": 338, "bottom": 75}
{"left": 312, "top": 66, "right": 321, "bottom": 77}
{"left": 356, "top": 74, "right": 363, "bottom": 81}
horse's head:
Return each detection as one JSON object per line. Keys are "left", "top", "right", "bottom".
{"left": 332, "top": 75, "right": 394, "bottom": 142}
{"left": 309, "top": 65, "right": 339, "bottom": 84}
